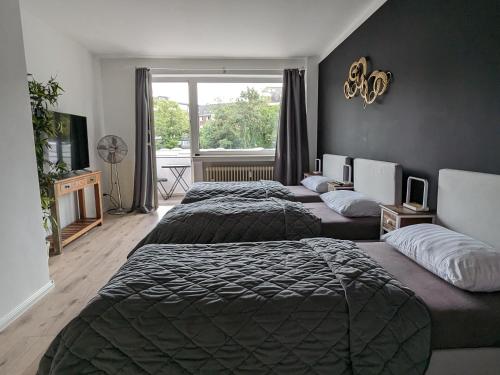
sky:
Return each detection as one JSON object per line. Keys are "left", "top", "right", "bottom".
{"left": 152, "top": 82, "right": 282, "bottom": 106}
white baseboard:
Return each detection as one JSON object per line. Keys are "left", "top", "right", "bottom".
{"left": 0, "top": 279, "right": 54, "bottom": 332}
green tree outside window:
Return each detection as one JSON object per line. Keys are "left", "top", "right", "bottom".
{"left": 153, "top": 87, "right": 280, "bottom": 151}
{"left": 154, "top": 98, "right": 190, "bottom": 149}
{"left": 200, "top": 88, "right": 280, "bottom": 150}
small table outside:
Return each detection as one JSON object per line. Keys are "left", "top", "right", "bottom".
{"left": 161, "top": 164, "right": 190, "bottom": 199}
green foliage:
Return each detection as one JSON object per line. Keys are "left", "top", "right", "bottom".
{"left": 28, "top": 75, "right": 67, "bottom": 233}
{"left": 199, "top": 88, "right": 279, "bottom": 150}
{"left": 154, "top": 98, "right": 190, "bottom": 149}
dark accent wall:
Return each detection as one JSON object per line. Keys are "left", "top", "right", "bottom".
{"left": 318, "top": 0, "right": 500, "bottom": 208}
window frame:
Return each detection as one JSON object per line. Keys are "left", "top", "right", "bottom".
{"left": 152, "top": 73, "right": 283, "bottom": 157}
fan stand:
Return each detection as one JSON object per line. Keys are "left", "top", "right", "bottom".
{"left": 107, "top": 161, "right": 126, "bottom": 215}
{"left": 97, "top": 135, "right": 128, "bottom": 215}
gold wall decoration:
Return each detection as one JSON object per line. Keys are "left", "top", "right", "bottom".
{"left": 343, "top": 57, "right": 392, "bottom": 108}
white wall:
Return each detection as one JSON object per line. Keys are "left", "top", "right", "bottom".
{"left": 0, "top": 0, "right": 52, "bottom": 328}
{"left": 100, "top": 57, "right": 315, "bottom": 207}
{"left": 20, "top": 10, "right": 105, "bottom": 226}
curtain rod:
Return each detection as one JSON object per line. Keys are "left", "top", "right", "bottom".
{"left": 145, "top": 67, "right": 306, "bottom": 71}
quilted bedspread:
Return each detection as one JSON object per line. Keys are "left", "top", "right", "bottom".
{"left": 130, "top": 197, "right": 321, "bottom": 254}
{"left": 38, "top": 238, "right": 431, "bottom": 375}
{"left": 181, "top": 180, "right": 294, "bottom": 204}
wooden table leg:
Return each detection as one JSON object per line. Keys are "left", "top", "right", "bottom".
{"left": 94, "top": 178, "right": 103, "bottom": 225}
{"left": 77, "top": 189, "right": 86, "bottom": 220}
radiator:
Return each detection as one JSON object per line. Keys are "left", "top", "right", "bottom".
{"left": 204, "top": 164, "right": 274, "bottom": 182}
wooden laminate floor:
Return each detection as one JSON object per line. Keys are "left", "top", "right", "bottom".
{"left": 0, "top": 202, "right": 177, "bottom": 375}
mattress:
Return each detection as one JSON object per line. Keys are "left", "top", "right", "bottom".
{"left": 358, "top": 241, "right": 500, "bottom": 350}
{"left": 304, "top": 202, "right": 380, "bottom": 240}
{"left": 285, "top": 185, "right": 322, "bottom": 203}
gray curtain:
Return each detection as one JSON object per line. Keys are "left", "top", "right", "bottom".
{"left": 274, "top": 69, "right": 309, "bottom": 185}
{"left": 131, "top": 68, "right": 158, "bottom": 213}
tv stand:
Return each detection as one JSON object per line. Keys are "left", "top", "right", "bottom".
{"left": 48, "top": 171, "right": 103, "bottom": 255}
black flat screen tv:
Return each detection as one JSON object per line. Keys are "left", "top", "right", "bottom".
{"left": 47, "top": 111, "right": 90, "bottom": 171}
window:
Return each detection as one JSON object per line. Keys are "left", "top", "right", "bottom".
{"left": 197, "top": 82, "right": 282, "bottom": 152}
{"left": 152, "top": 82, "right": 190, "bottom": 152}
{"left": 152, "top": 73, "right": 283, "bottom": 156}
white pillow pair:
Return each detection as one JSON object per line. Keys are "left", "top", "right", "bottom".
{"left": 301, "top": 177, "right": 381, "bottom": 219}
{"left": 383, "top": 224, "right": 500, "bottom": 292}
{"left": 302, "top": 177, "right": 380, "bottom": 217}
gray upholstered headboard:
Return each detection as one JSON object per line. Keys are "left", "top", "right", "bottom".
{"left": 353, "top": 158, "right": 403, "bottom": 205}
{"left": 322, "top": 154, "right": 351, "bottom": 182}
{"left": 437, "top": 169, "right": 500, "bottom": 249}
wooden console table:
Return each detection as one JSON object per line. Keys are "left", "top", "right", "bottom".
{"left": 48, "top": 171, "right": 103, "bottom": 255}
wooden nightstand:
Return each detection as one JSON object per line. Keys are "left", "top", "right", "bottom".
{"left": 327, "top": 181, "right": 354, "bottom": 191}
{"left": 380, "top": 204, "right": 435, "bottom": 237}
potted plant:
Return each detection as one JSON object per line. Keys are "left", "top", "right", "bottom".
{"left": 28, "top": 75, "right": 68, "bottom": 252}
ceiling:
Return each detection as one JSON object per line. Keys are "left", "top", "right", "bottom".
{"left": 20, "top": 0, "right": 385, "bottom": 59}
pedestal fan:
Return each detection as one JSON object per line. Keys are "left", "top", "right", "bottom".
{"left": 97, "top": 135, "right": 128, "bottom": 215}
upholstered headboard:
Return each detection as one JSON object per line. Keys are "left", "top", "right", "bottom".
{"left": 323, "top": 154, "right": 351, "bottom": 182}
{"left": 437, "top": 169, "right": 500, "bottom": 249}
{"left": 353, "top": 158, "right": 403, "bottom": 205}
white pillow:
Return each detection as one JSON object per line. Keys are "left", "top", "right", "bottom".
{"left": 320, "top": 190, "right": 380, "bottom": 217}
{"left": 382, "top": 224, "right": 500, "bottom": 292}
{"left": 301, "top": 176, "right": 332, "bottom": 193}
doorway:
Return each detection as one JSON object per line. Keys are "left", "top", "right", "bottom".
{"left": 152, "top": 81, "right": 192, "bottom": 203}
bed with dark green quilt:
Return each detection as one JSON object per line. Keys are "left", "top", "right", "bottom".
{"left": 181, "top": 180, "right": 295, "bottom": 204}
{"left": 38, "top": 238, "right": 431, "bottom": 375}
{"left": 130, "top": 196, "right": 321, "bottom": 254}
